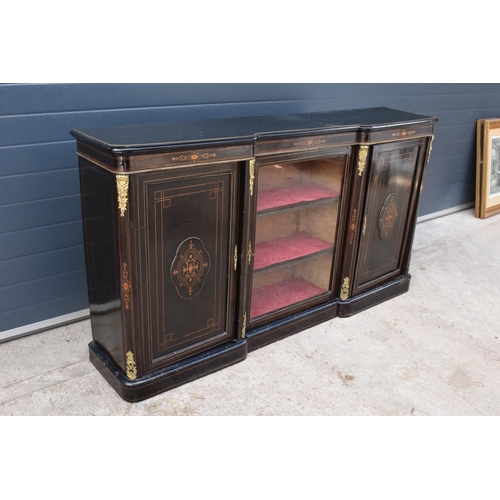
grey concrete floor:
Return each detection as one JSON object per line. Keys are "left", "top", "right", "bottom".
{"left": 1, "top": 208, "right": 499, "bottom": 416}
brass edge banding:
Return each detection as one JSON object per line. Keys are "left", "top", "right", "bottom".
{"left": 116, "top": 174, "right": 129, "bottom": 217}
{"left": 126, "top": 351, "right": 137, "bottom": 380}
{"left": 357, "top": 131, "right": 431, "bottom": 146}
{"left": 249, "top": 159, "right": 255, "bottom": 196}
{"left": 340, "top": 277, "right": 350, "bottom": 301}
{"left": 126, "top": 157, "right": 254, "bottom": 174}
{"left": 76, "top": 151, "right": 115, "bottom": 171}
{"left": 77, "top": 151, "right": 254, "bottom": 174}
{"left": 255, "top": 144, "right": 351, "bottom": 156}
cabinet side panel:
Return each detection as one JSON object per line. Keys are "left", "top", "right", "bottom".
{"left": 79, "top": 159, "right": 125, "bottom": 370}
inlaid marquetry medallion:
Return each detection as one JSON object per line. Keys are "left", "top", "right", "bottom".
{"left": 377, "top": 193, "right": 399, "bottom": 240}
{"left": 170, "top": 237, "right": 210, "bottom": 299}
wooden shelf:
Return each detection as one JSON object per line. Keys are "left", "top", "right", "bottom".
{"left": 253, "top": 231, "right": 333, "bottom": 274}
{"left": 257, "top": 184, "right": 339, "bottom": 217}
{"left": 250, "top": 277, "right": 327, "bottom": 319}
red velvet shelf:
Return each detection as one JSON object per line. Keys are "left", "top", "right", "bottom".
{"left": 250, "top": 277, "right": 326, "bottom": 319}
{"left": 257, "top": 184, "right": 339, "bottom": 215}
{"left": 253, "top": 231, "right": 333, "bottom": 272}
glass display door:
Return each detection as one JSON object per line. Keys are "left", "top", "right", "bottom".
{"left": 249, "top": 153, "right": 348, "bottom": 324}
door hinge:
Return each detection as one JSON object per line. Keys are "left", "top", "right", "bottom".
{"left": 242, "top": 312, "right": 247, "bottom": 339}
{"left": 248, "top": 241, "right": 253, "bottom": 266}
{"left": 362, "top": 215, "right": 367, "bottom": 237}
{"left": 234, "top": 245, "right": 238, "bottom": 271}
{"left": 126, "top": 351, "right": 137, "bottom": 380}
{"left": 340, "top": 277, "right": 350, "bottom": 301}
{"left": 357, "top": 146, "right": 369, "bottom": 176}
{"left": 116, "top": 174, "right": 129, "bottom": 217}
{"left": 249, "top": 159, "right": 255, "bottom": 196}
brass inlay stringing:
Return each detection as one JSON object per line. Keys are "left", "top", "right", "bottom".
{"left": 248, "top": 241, "right": 253, "bottom": 266}
{"left": 116, "top": 174, "right": 129, "bottom": 217}
{"left": 427, "top": 135, "right": 435, "bottom": 163}
{"left": 242, "top": 312, "right": 247, "bottom": 339}
{"left": 348, "top": 209, "right": 358, "bottom": 245}
{"left": 293, "top": 137, "right": 326, "bottom": 147}
{"left": 392, "top": 129, "right": 416, "bottom": 138}
{"left": 121, "top": 262, "right": 132, "bottom": 310}
{"left": 171, "top": 151, "right": 217, "bottom": 162}
{"left": 249, "top": 159, "right": 255, "bottom": 196}
{"left": 362, "top": 215, "right": 367, "bottom": 237}
{"left": 126, "top": 351, "right": 137, "bottom": 381}
{"left": 357, "top": 146, "right": 369, "bottom": 176}
{"left": 234, "top": 245, "right": 238, "bottom": 271}
{"left": 340, "top": 277, "right": 350, "bottom": 301}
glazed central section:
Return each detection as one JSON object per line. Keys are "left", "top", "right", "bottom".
{"left": 250, "top": 156, "right": 346, "bottom": 322}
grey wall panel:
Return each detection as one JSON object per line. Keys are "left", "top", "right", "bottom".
{"left": 0, "top": 169, "right": 79, "bottom": 205}
{"left": 0, "top": 142, "right": 76, "bottom": 176}
{"left": 0, "top": 246, "right": 85, "bottom": 287}
{"left": 0, "top": 270, "right": 87, "bottom": 315}
{"left": 5, "top": 83, "right": 498, "bottom": 116}
{"left": 419, "top": 185, "right": 475, "bottom": 215}
{"left": 0, "top": 293, "right": 89, "bottom": 332}
{"left": 1, "top": 83, "right": 499, "bottom": 333}
{"left": 0, "top": 195, "right": 82, "bottom": 233}
{"left": 0, "top": 221, "right": 84, "bottom": 261}
{"left": 0, "top": 101, "right": 318, "bottom": 147}
{"left": 0, "top": 83, "right": 341, "bottom": 115}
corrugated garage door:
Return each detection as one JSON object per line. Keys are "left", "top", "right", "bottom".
{"left": 1, "top": 83, "right": 500, "bottom": 336}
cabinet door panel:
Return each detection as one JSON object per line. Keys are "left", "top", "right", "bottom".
{"left": 135, "top": 166, "right": 238, "bottom": 370}
{"left": 353, "top": 140, "right": 425, "bottom": 294}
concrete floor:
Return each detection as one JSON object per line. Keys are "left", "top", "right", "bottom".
{"left": 1, "top": 208, "right": 499, "bottom": 416}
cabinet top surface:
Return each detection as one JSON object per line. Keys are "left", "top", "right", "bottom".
{"left": 70, "top": 107, "right": 436, "bottom": 154}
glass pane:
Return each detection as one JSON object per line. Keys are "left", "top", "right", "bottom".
{"left": 250, "top": 156, "right": 345, "bottom": 321}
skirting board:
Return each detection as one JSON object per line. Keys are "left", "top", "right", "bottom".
{"left": 0, "top": 309, "right": 90, "bottom": 344}
{"left": 0, "top": 203, "right": 474, "bottom": 344}
{"left": 416, "top": 202, "right": 474, "bottom": 223}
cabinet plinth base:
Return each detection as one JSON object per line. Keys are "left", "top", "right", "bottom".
{"left": 247, "top": 300, "right": 339, "bottom": 352}
{"left": 89, "top": 339, "right": 248, "bottom": 402}
{"left": 338, "top": 274, "right": 411, "bottom": 318}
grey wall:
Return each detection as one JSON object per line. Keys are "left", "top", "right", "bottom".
{"left": 1, "top": 83, "right": 500, "bottom": 333}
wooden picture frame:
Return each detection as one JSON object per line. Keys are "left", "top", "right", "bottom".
{"left": 476, "top": 118, "right": 500, "bottom": 218}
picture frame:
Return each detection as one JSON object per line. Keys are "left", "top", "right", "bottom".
{"left": 476, "top": 118, "right": 500, "bottom": 218}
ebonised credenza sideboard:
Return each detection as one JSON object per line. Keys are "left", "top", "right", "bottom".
{"left": 71, "top": 107, "right": 436, "bottom": 402}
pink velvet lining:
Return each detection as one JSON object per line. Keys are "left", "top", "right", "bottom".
{"left": 250, "top": 277, "right": 326, "bottom": 319}
{"left": 257, "top": 184, "right": 339, "bottom": 212}
{"left": 254, "top": 232, "right": 332, "bottom": 270}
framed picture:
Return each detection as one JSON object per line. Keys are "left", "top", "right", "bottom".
{"left": 476, "top": 118, "right": 500, "bottom": 218}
